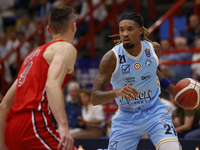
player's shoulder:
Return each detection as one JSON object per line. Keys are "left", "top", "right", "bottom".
{"left": 152, "top": 42, "right": 161, "bottom": 49}
{"left": 151, "top": 41, "right": 161, "bottom": 58}
{"left": 44, "top": 41, "right": 77, "bottom": 64}
{"left": 112, "top": 43, "right": 122, "bottom": 49}
{"left": 47, "top": 41, "right": 77, "bottom": 55}
{"left": 50, "top": 41, "right": 76, "bottom": 50}
{"left": 102, "top": 49, "right": 116, "bottom": 61}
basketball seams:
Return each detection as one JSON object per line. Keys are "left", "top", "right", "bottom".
{"left": 174, "top": 78, "right": 200, "bottom": 109}
{"left": 174, "top": 84, "right": 195, "bottom": 102}
{"left": 194, "top": 83, "right": 200, "bottom": 108}
{"left": 187, "top": 78, "right": 199, "bottom": 109}
{"left": 184, "top": 78, "right": 196, "bottom": 108}
{"left": 184, "top": 87, "right": 195, "bottom": 108}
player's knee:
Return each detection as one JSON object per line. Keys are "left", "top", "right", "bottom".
{"left": 158, "top": 141, "right": 180, "bottom": 150}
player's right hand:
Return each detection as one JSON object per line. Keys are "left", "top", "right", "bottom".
{"left": 117, "top": 85, "right": 139, "bottom": 100}
{"left": 57, "top": 124, "right": 74, "bottom": 150}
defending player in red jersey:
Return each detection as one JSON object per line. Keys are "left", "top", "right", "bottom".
{"left": 0, "top": 6, "right": 78, "bottom": 150}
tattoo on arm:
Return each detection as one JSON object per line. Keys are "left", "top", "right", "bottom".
{"left": 91, "top": 51, "right": 117, "bottom": 105}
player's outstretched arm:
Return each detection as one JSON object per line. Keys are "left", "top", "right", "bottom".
{"left": 0, "top": 79, "right": 17, "bottom": 150}
{"left": 45, "top": 42, "right": 76, "bottom": 150}
{"left": 91, "top": 50, "right": 138, "bottom": 106}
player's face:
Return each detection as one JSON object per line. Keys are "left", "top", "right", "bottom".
{"left": 79, "top": 92, "right": 90, "bottom": 106}
{"left": 119, "top": 20, "right": 142, "bottom": 49}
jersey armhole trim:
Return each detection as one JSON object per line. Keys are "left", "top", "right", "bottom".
{"left": 149, "top": 42, "right": 159, "bottom": 66}
{"left": 112, "top": 49, "right": 119, "bottom": 77}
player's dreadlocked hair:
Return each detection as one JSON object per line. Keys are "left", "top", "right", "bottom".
{"left": 109, "top": 12, "right": 152, "bottom": 45}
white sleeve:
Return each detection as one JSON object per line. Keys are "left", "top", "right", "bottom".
{"left": 93, "top": 105, "right": 104, "bottom": 121}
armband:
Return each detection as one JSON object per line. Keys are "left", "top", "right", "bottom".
{"left": 160, "top": 77, "right": 171, "bottom": 90}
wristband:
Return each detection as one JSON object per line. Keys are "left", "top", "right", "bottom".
{"left": 160, "top": 77, "right": 172, "bottom": 90}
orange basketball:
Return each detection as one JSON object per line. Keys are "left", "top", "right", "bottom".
{"left": 174, "top": 78, "right": 200, "bottom": 109}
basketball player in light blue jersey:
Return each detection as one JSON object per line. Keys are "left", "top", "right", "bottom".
{"left": 91, "top": 12, "right": 182, "bottom": 150}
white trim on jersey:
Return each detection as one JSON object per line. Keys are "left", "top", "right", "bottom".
{"left": 47, "top": 103, "right": 51, "bottom": 115}
{"left": 122, "top": 41, "right": 143, "bottom": 60}
{"left": 38, "top": 89, "right": 46, "bottom": 111}
{"left": 149, "top": 42, "right": 159, "bottom": 66}
{"left": 31, "top": 110, "right": 52, "bottom": 150}
{"left": 41, "top": 112, "right": 61, "bottom": 143}
{"left": 112, "top": 49, "right": 119, "bottom": 77}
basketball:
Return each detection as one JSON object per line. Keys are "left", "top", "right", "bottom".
{"left": 174, "top": 78, "right": 200, "bottom": 109}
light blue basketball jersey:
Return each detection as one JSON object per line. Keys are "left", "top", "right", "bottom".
{"left": 108, "top": 41, "right": 181, "bottom": 150}
{"left": 111, "top": 40, "right": 160, "bottom": 112}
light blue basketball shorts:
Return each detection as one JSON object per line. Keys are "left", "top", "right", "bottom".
{"left": 108, "top": 101, "right": 182, "bottom": 150}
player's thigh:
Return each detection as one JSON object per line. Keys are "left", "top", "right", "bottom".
{"left": 108, "top": 123, "right": 142, "bottom": 150}
{"left": 108, "top": 110, "right": 144, "bottom": 150}
{"left": 146, "top": 113, "right": 180, "bottom": 149}
{"left": 5, "top": 111, "right": 62, "bottom": 150}
{"left": 108, "top": 132, "right": 142, "bottom": 150}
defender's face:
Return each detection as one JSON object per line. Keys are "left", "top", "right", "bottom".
{"left": 119, "top": 20, "right": 142, "bottom": 49}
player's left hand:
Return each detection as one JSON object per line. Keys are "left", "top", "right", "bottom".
{"left": 57, "top": 123, "right": 74, "bottom": 150}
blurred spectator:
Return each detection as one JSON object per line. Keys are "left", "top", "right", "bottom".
{"left": 65, "top": 82, "right": 83, "bottom": 132}
{"left": 17, "top": 15, "right": 35, "bottom": 37}
{"left": 160, "top": 36, "right": 193, "bottom": 83}
{"left": 14, "top": 0, "right": 29, "bottom": 9}
{"left": 170, "top": 36, "right": 193, "bottom": 82}
{"left": 173, "top": 102, "right": 200, "bottom": 138}
{"left": 39, "top": 0, "right": 53, "bottom": 22}
{"left": 6, "top": 28, "right": 20, "bottom": 77}
{"left": 72, "top": 0, "right": 88, "bottom": 20}
{"left": 28, "top": 0, "right": 41, "bottom": 19}
{"left": 160, "top": 94, "right": 177, "bottom": 116}
{"left": 180, "top": 14, "right": 200, "bottom": 47}
{"left": 0, "top": 0, "right": 15, "bottom": 29}
{"left": 17, "top": 31, "right": 31, "bottom": 61}
{"left": 0, "top": 33, "right": 9, "bottom": 58}
{"left": 159, "top": 39, "right": 174, "bottom": 99}
{"left": 25, "top": 32, "right": 42, "bottom": 53}
{"left": 105, "top": 0, "right": 125, "bottom": 12}
{"left": 184, "top": 128, "right": 200, "bottom": 139}
{"left": 191, "top": 38, "right": 200, "bottom": 81}
{"left": 63, "top": 68, "right": 84, "bottom": 100}
{"left": 33, "top": 17, "right": 42, "bottom": 28}
{"left": 52, "top": 0, "right": 66, "bottom": 7}
{"left": 52, "top": 81, "right": 83, "bottom": 130}
{"left": 33, "top": 33, "right": 42, "bottom": 49}
{"left": 86, "top": 0, "right": 108, "bottom": 23}
{"left": 0, "top": 15, "right": 3, "bottom": 33}
{"left": 160, "top": 38, "right": 172, "bottom": 50}
{"left": 0, "top": 91, "right": 3, "bottom": 103}
{"left": 159, "top": 39, "right": 174, "bottom": 79}
{"left": 0, "top": 32, "right": 12, "bottom": 83}
{"left": 70, "top": 0, "right": 89, "bottom": 45}
{"left": 71, "top": 88, "right": 104, "bottom": 138}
